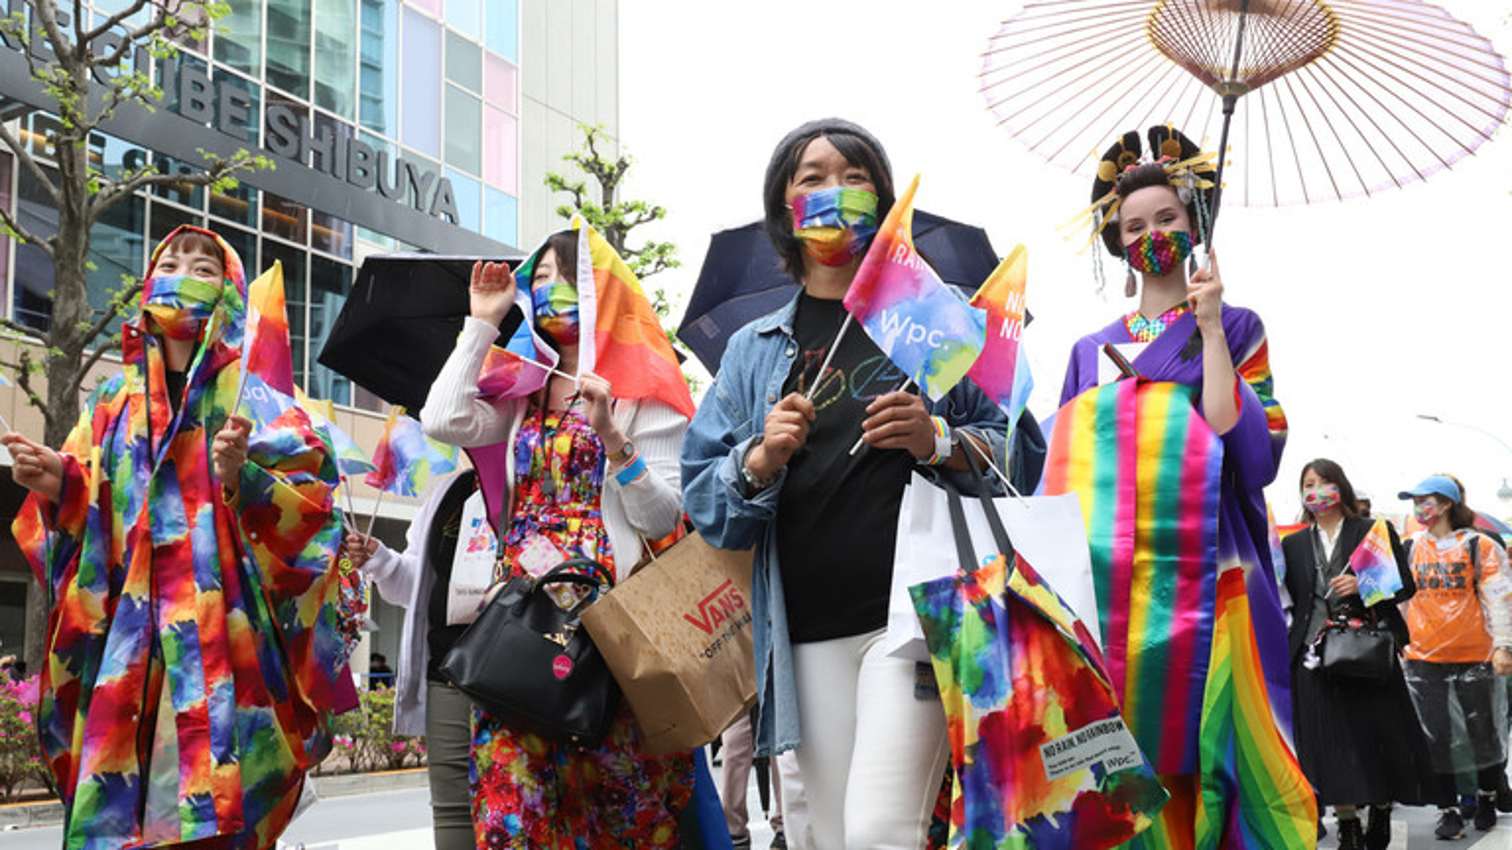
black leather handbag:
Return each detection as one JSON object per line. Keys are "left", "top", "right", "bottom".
{"left": 1318, "top": 620, "right": 1396, "bottom": 682}
{"left": 438, "top": 558, "right": 621, "bottom": 748}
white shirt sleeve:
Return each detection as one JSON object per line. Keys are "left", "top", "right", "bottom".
{"left": 420, "top": 317, "right": 513, "bottom": 447}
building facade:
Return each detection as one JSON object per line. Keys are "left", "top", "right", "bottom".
{"left": 0, "top": 0, "right": 619, "bottom": 669}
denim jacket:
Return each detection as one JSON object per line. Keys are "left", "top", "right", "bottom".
{"left": 679, "top": 293, "right": 1011, "bottom": 756}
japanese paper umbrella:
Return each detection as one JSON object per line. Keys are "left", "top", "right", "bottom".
{"left": 979, "top": 0, "right": 1511, "bottom": 231}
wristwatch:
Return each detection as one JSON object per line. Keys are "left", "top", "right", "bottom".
{"left": 741, "top": 440, "right": 777, "bottom": 494}
{"left": 609, "top": 440, "right": 636, "bottom": 465}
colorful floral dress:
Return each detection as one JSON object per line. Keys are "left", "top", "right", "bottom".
{"left": 469, "top": 403, "right": 693, "bottom": 848}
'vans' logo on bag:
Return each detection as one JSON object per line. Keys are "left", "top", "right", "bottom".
{"left": 684, "top": 580, "right": 747, "bottom": 635}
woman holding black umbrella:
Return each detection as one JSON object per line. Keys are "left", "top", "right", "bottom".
{"left": 680, "top": 118, "right": 1013, "bottom": 850}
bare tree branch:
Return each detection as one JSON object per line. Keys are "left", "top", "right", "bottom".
{"left": 68, "top": 337, "right": 121, "bottom": 400}
{"left": 0, "top": 318, "right": 44, "bottom": 343}
{"left": 28, "top": 0, "right": 76, "bottom": 65}
{"left": 0, "top": 197, "right": 50, "bottom": 258}
{"left": 80, "top": 0, "right": 151, "bottom": 45}
{"left": 9, "top": 349, "right": 54, "bottom": 433}
{"left": 90, "top": 161, "right": 240, "bottom": 224}
{"left": 0, "top": 118, "right": 62, "bottom": 208}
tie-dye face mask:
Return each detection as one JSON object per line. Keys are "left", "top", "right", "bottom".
{"left": 1303, "top": 483, "right": 1341, "bottom": 514}
{"left": 142, "top": 274, "right": 224, "bottom": 340}
{"left": 791, "top": 187, "right": 879, "bottom": 267}
{"left": 1124, "top": 229, "right": 1194, "bottom": 276}
{"left": 532, "top": 278, "right": 580, "bottom": 346}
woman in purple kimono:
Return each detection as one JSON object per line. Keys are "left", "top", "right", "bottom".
{"left": 1043, "top": 127, "right": 1312, "bottom": 849}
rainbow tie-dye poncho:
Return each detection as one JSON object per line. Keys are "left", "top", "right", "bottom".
{"left": 1045, "top": 306, "right": 1313, "bottom": 849}
{"left": 13, "top": 226, "right": 354, "bottom": 850}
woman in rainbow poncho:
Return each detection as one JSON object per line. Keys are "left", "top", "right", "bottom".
{"left": 1042, "top": 126, "right": 1314, "bottom": 850}
{"left": 3, "top": 226, "right": 352, "bottom": 849}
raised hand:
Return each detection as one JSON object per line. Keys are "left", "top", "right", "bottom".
{"left": 212, "top": 415, "right": 252, "bottom": 487}
{"left": 469, "top": 260, "right": 518, "bottom": 327}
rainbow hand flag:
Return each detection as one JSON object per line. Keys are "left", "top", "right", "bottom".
{"left": 477, "top": 278, "right": 559, "bottom": 400}
{"left": 365, "top": 406, "right": 460, "bottom": 497}
{"left": 295, "top": 386, "right": 376, "bottom": 476}
{"left": 241, "top": 260, "right": 295, "bottom": 397}
{"left": 966, "top": 244, "right": 1034, "bottom": 435}
{"left": 1348, "top": 518, "right": 1404, "bottom": 607}
{"left": 569, "top": 217, "right": 695, "bottom": 418}
{"left": 842, "top": 175, "right": 986, "bottom": 401}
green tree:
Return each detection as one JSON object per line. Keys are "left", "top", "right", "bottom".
{"left": 545, "top": 126, "right": 696, "bottom": 389}
{"left": 0, "top": 0, "right": 270, "bottom": 671}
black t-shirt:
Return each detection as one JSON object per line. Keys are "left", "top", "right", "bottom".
{"left": 426, "top": 471, "right": 478, "bottom": 682}
{"left": 776, "top": 294, "right": 914, "bottom": 643}
{"left": 165, "top": 370, "right": 187, "bottom": 415}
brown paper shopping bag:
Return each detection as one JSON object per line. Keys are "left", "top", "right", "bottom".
{"left": 581, "top": 532, "right": 756, "bottom": 755}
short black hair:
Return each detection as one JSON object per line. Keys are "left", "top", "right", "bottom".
{"left": 762, "top": 118, "right": 895, "bottom": 277}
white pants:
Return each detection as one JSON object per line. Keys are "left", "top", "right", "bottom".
{"left": 791, "top": 629, "right": 949, "bottom": 850}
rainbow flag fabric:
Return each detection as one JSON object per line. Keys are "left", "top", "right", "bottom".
{"left": 241, "top": 260, "right": 295, "bottom": 397}
{"left": 295, "top": 387, "right": 376, "bottom": 476}
{"left": 1347, "top": 518, "right": 1405, "bottom": 607}
{"left": 1195, "top": 568, "right": 1318, "bottom": 849}
{"left": 842, "top": 175, "right": 987, "bottom": 401}
{"left": 567, "top": 218, "right": 695, "bottom": 418}
{"left": 365, "top": 406, "right": 461, "bottom": 497}
{"left": 966, "top": 244, "right": 1034, "bottom": 434}
{"left": 1042, "top": 379, "right": 1223, "bottom": 776}
{"left": 911, "top": 550, "right": 1168, "bottom": 848}
{"left": 476, "top": 284, "right": 558, "bottom": 401}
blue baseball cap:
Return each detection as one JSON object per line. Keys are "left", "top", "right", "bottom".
{"left": 1398, "top": 475, "right": 1462, "bottom": 504}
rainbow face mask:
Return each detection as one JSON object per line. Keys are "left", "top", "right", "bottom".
{"left": 791, "top": 187, "right": 879, "bottom": 267}
{"left": 142, "top": 274, "right": 223, "bottom": 340}
{"left": 1124, "top": 229, "right": 1194, "bottom": 276}
{"left": 532, "top": 278, "right": 580, "bottom": 346}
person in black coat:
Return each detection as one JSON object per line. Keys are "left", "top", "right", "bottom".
{"left": 1282, "top": 459, "right": 1433, "bottom": 850}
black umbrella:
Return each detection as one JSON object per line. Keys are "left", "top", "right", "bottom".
{"left": 318, "top": 252, "right": 524, "bottom": 411}
{"left": 677, "top": 210, "right": 1002, "bottom": 374}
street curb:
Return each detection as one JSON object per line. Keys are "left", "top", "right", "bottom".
{"left": 0, "top": 769, "right": 427, "bottom": 831}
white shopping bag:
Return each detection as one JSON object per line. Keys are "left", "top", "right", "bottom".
{"left": 445, "top": 490, "right": 499, "bottom": 625}
{"left": 883, "top": 472, "right": 1100, "bottom": 662}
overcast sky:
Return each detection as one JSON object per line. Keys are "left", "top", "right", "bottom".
{"left": 618, "top": 1, "right": 1512, "bottom": 522}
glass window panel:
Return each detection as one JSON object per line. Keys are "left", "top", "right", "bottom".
{"left": 312, "top": 210, "right": 353, "bottom": 259}
{"left": 148, "top": 201, "right": 205, "bottom": 246}
{"left": 484, "top": 0, "right": 517, "bottom": 64}
{"left": 314, "top": 0, "right": 357, "bottom": 119}
{"left": 483, "top": 52, "right": 516, "bottom": 112}
{"left": 358, "top": 0, "right": 398, "bottom": 136}
{"left": 262, "top": 192, "right": 308, "bottom": 244}
{"left": 406, "top": 0, "right": 439, "bottom": 17}
{"left": 87, "top": 193, "right": 145, "bottom": 339}
{"left": 483, "top": 187, "right": 516, "bottom": 248}
{"left": 445, "top": 0, "right": 478, "bottom": 39}
{"left": 400, "top": 9, "right": 441, "bottom": 158}
{"left": 170, "top": 1, "right": 208, "bottom": 54}
{"left": 150, "top": 155, "right": 205, "bottom": 210}
{"left": 482, "top": 105, "right": 515, "bottom": 193}
{"left": 266, "top": 0, "right": 312, "bottom": 99}
{"left": 213, "top": 68, "right": 261, "bottom": 146}
{"left": 216, "top": 226, "right": 258, "bottom": 277}
{"left": 445, "top": 30, "right": 481, "bottom": 92}
{"left": 309, "top": 256, "right": 353, "bottom": 404}
{"left": 443, "top": 85, "right": 480, "bottom": 175}
{"left": 445, "top": 168, "right": 480, "bottom": 232}
{"left": 160, "top": 53, "right": 208, "bottom": 120}
{"left": 13, "top": 165, "right": 59, "bottom": 332}
{"left": 211, "top": 180, "right": 260, "bottom": 228}
{"left": 214, "top": 0, "right": 264, "bottom": 74}
{"left": 88, "top": 131, "right": 141, "bottom": 185}
{"left": 263, "top": 240, "right": 308, "bottom": 383}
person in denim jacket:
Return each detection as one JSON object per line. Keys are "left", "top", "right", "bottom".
{"left": 680, "top": 118, "right": 1011, "bottom": 850}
